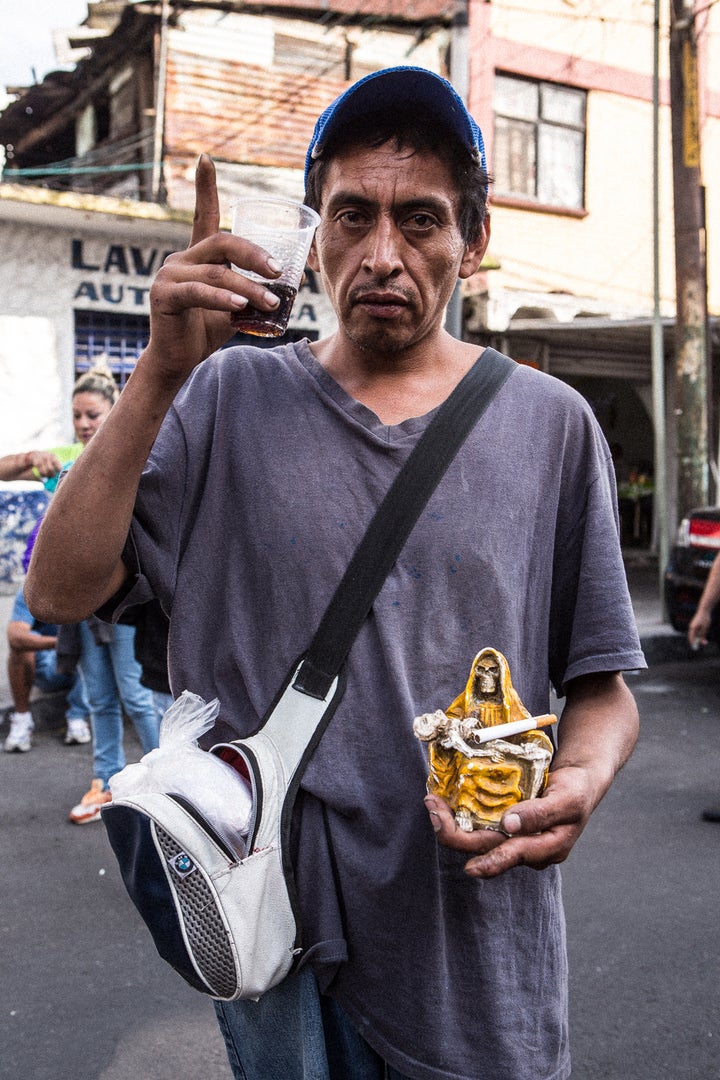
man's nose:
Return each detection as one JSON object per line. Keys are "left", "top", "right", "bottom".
{"left": 361, "top": 218, "right": 403, "bottom": 277}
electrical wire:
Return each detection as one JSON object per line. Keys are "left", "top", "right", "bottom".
{"left": 9, "top": 127, "right": 155, "bottom": 172}
{"left": 7, "top": 161, "right": 155, "bottom": 176}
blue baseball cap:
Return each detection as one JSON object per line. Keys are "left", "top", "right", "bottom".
{"left": 305, "top": 66, "right": 486, "bottom": 186}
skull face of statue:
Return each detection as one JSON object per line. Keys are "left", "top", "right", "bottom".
{"left": 473, "top": 656, "right": 502, "bottom": 702}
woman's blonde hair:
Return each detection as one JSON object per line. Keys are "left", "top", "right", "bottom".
{"left": 73, "top": 356, "right": 119, "bottom": 405}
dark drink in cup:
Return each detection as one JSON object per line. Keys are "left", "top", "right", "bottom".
{"left": 230, "top": 281, "right": 298, "bottom": 337}
{"left": 230, "top": 197, "right": 320, "bottom": 339}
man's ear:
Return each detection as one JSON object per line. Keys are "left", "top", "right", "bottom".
{"left": 307, "top": 235, "right": 320, "bottom": 272}
{"left": 458, "top": 215, "right": 491, "bottom": 280}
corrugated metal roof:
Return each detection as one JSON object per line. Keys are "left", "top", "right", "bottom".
{"left": 165, "top": 53, "right": 346, "bottom": 168}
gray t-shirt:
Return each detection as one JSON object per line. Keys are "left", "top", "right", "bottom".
{"left": 117, "top": 341, "right": 644, "bottom": 1080}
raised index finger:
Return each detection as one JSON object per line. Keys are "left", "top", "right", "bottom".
{"left": 189, "top": 154, "right": 221, "bottom": 248}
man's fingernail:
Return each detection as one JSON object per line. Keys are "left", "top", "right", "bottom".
{"left": 424, "top": 797, "right": 442, "bottom": 831}
{"left": 267, "top": 258, "right": 283, "bottom": 274}
{"left": 502, "top": 812, "right": 521, "bottom": 834}
{"left": 263, "top": 289, "right": 281, "bottom": 307}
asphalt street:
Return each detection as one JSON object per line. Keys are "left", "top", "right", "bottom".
{"left": 1, "top": 627, "right": 719, "bottom": 1077}
{"left": 563, "top": 655, "right": 720, "bottom": 1079}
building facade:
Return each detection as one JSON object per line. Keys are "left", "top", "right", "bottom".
{"left": 1, "top": 0, "right": 719, "bottom": 550}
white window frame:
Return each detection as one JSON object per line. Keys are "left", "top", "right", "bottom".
{"left": 493, "top": 73, "right": 587, "bottom": 211}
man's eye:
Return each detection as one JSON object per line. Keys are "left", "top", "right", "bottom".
{"left": 405, "top": 214, "right": 437, "bottom": 232}
{"left": 337, "top": 210, "right": 368, "bottom": 227}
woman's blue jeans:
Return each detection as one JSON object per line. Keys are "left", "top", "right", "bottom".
{"left": 214, "top": 967, "right": 412, "bottom": 1080}
{"left": 77, "top": 620, "right": 160, "bottom": 786}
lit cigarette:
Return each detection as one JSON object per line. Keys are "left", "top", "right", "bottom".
{"left": 473, "top": 713, "right": 557, "bottom": 745}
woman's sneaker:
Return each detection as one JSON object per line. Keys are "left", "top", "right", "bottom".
{"left": 68, "top": 779, "right": 111, "bottom": 824}
{"left": 3, "top": 712, "right": 34, "bottom": 753}
{"left": 64, "top": 718, "right": 92, "bottom": 745}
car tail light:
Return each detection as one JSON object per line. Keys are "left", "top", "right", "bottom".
{"left": 686, "top": 516, "right": 720, "bottom": 549}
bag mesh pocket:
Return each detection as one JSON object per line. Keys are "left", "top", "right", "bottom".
{"left": 155, "top": 824, "right": 238, "bottom": 999}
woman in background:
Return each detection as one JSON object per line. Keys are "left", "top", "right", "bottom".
{"left": 51, "top": 363, "right": 161, "bottom": 824}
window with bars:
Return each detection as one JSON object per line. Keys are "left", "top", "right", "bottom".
{"left": 493, "top": 74, "right": 587, "bottom": 210}
{"left": 74, "top": 310, "right": 150, "bottom": 388}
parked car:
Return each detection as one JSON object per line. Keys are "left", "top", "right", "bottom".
{"left": 664, "top": 506, "right": 720, "bottom": 635}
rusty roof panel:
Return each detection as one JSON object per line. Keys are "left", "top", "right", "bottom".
{"left": 165, "top": 53, "right": 347, "bottom": 169}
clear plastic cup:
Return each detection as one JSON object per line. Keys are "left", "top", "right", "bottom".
{"left": 230, "top": 196, "right": 321, "bottom": 337}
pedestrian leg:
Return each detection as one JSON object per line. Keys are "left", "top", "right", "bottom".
{"left": 106, "top": 623, "right": 160, "bottom": 754}
{"left": 77, "top": 620, "right": 125, "bottom": 784}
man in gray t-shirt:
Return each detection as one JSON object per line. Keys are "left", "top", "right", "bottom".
{"left": 27, "top": 67, "right": 644, "bottom": 1080}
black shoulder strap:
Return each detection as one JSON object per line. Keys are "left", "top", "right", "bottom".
{"left": 293, "top": 349, "right": 516, "bottom": 699}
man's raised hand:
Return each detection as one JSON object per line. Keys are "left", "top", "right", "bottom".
{"left": 143, "top": 154, "right": 283, "bottom": 385}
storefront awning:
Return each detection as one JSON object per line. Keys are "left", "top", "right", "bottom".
{"left": 487, "top": 315, "right": 720, "bottom": 381}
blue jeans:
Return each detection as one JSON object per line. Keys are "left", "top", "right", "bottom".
{"left": 34, "top": 650, "right": 90, "bottom": 720}
{"left": 214, "top": 967, "right": 412, "bottom": 1080}
{"left": 151, "top": 690, "right": 174, "bottom": 729}
{"left": 77, "top": 620, "right": 160, "bottom": 786}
